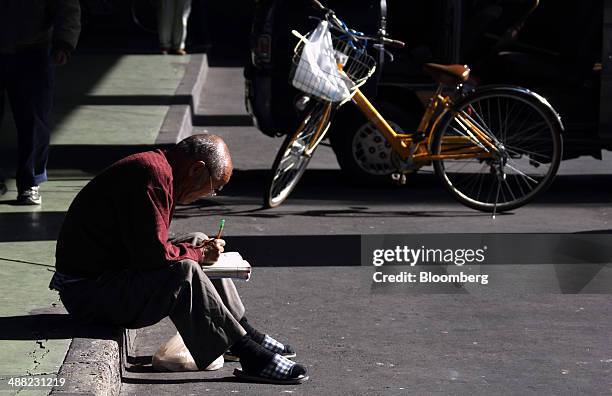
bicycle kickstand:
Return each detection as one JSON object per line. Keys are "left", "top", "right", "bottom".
{"left": 492, "top": 182, "right": 501, "bottom": 220}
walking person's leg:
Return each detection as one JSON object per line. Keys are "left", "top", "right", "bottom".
{"left": 7, "top": 49, "right": 52, "bottom": 205}
{"left": 158, "top": 0, "right": 174, "bottom": 52}
{"left": 171, "top": 0, "right": 192, "bottom": 53}
{"left": 0, "top": 60, "right": 7, "bottom": 196}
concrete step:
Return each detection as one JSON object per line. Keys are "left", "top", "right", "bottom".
{"left": 0, "top": 55, "right": 202, "bottom": 148}
{"left": 194, "top": 67, "right": 253, "bottom": 127}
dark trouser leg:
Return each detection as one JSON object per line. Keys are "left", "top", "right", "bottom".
{"left": 212, "top": 278, "right": 245, "bottom": 320}
{"left": 5, "top": 49, "right": 52, "bottom": 190}
{"left": 60, "top": 260, "right": 246, "bottom": 369}
{"left": 170, "top": 232, "right": 246, "bottom": 319}
{"left": 0, "top": 57, "right": 9, "bottom": 186}
{"left": 0, "top": 85, "right": 5, "bottom": 187}
{"left": 168, "top": 261, "right": 247, "bottom": 367}
{"left": 172, "top": 0, "right": 192, "bottom": 50}
{"left": 158, "top": 0, "right": 174, "bottom": 48}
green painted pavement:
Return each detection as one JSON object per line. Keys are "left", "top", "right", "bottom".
{"left": 1, "top": 54, "right": 190, "bottom": 148}
{"left": 0, "top": 242, "right": 69, "bottom": 396}
{"left": 0, "top": 53, "right": 192, "bottom": 394}
{"left": 0, "top": 176, "right": 89, "bottom": 214}
{"left": 0, "top": 177, "right": 88, "bottom": 394}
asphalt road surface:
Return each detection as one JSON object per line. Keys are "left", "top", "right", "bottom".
{"left": 120, "top": 267, "right": 612, "bottom": 396}
{"left": 121, "top": 64, "right": 612, "bottom": 395}
{"left": 119, "top": 127, "right": 612, "bottom": 395}
{"left": 169, "top": 126, "right": 612, "bottom": 239}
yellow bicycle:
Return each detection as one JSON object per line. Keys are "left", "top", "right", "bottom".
{"left": 264, "top": 0, "right": 563, "bottom": 214}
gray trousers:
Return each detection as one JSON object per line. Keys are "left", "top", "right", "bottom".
{"left": 158, "top": 0, "right": 192, "bottom": 50}
{"left": 59, "top": 232, "right": 246, "bottom": 369}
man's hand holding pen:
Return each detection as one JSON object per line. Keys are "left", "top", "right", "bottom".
{"left": 197, "top": 219, "right": 226, "bottom": 265}
{"left": 198, "top": 238, "right": 225, "bottom": 265}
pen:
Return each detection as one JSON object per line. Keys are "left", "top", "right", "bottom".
{"left": 194, "top": 220, "right": 226, "bottom": 249}
{"left": 215, "top": 219, "right": 225, "bottom": 239}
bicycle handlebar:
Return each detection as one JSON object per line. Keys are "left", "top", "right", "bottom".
{"left": 354, "top": 34, "right": 405, "bottom": 48}
{"left": 381, "top": 37, "right": 405, "bottom": 48}
{"left": 310, "top": 0, "right": 405, "bottom": 49}
{"left": 311, "top": 0, "right": 327, "bottom": 12}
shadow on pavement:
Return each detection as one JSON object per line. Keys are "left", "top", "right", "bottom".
{"left": 73, "top": 95, "right": 193, "bottom": 106}
{"left": 174, "top": 204, "right": 498, "bottom": 220}
{"left": 222, "top": 235, "right": 361, "bottom": 267}
{"left": 0, "top": 313, "right": 118, "bottom": 340}
{"left": 1, "top": 168, "right": 611, "bottom": 245}
{"left": 121, "top": 375, "right": 238, "bottom": 385}
{"left": 554, "top": 263, "right": 608, "bottom": 294}
{"left": 0, "top": 145, "right": 173, "bottom": 174}
{"left": 0, "top": 212, "right": 65, "bottom": 243}
{"left": 2, "top": 153, "right": 610, "bottom": 205}
{"left": 217, "top": 170, "right": 612, "bottom": 205}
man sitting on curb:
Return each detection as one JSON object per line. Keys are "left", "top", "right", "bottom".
{"left": 49, "top": 134, "right": 308, "bottom": 385}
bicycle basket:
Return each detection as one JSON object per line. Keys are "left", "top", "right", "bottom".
{"left": 290, "top": 20, "right": 376, "bottom": 103}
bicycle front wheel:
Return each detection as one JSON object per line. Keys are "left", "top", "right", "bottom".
{"left": 432, "top": 86, "right": 563, "bottom": 212}
{"left": 264, "top": 101, "right": 333, "bottom": 208}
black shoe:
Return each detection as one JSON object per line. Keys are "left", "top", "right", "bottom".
{"left": 233, "top": 354, "right": 308, "bottom": 384}
{"left": 225, "top": 337, "right": 296, "bottom": 362}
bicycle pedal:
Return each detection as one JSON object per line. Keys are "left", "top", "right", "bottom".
{"left": 391, "top": 173, "right": 407, "bottom": 185}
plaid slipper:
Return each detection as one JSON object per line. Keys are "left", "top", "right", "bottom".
{"left": 233, "top": 354, "right": 308, "bottom": 385}
{"left": 225, "top": 335, "right": 296, "bottom": 362}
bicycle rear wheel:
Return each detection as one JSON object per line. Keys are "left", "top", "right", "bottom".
{"left": 432, "top": 86, "right": 563, "bottom": 212}
{"left": 264, "top": 101, "right": 333, "bottom": 208}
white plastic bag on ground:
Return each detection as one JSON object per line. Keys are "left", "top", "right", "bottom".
{"left": 152, "top": 332, "right": 224, "bottom": 371}
{"left": 292, "top": 20, "right": 354, "bottom": 102}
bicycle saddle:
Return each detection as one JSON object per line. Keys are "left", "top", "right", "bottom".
{"left": 423, "top": 63, "right": 471, "bottom": 86}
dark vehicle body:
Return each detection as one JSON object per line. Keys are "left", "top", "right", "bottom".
{"left": 246, "top": 0, "right": 609, "bottom": 161}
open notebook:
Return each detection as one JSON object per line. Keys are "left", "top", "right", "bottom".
{"left": 201, "top": 252, "right": 251, "bottom": 281}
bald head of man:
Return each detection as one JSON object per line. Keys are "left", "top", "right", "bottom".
{"left": 167, "top": 134, "right": 233, "bottom": 205}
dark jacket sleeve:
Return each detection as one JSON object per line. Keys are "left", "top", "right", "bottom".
{"left": 53, "top": 0, "right": 81, "bottom": 51}
{"left": 119, "top": 184, "right": 203, "bottom": 270}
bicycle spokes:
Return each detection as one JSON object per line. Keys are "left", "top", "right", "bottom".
{"left": 265, "top": 101, "right": 333, "bottom": 208}
{"left": 434, "top": 89, "right": 561, "bottom": 212}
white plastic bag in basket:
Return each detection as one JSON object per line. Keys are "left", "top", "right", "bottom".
{"left": 152, "top": 332, "right": 224, "bottom": 372}
{"left": 292, "top": 21, "right": 354, "bottom": 102}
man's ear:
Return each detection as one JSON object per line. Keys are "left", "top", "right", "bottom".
{"left": 188, "top": 161, "right": 207, "bottom": 185}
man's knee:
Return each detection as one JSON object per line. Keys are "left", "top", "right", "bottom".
{"left": 171, "top": 232, "right": 208, "bottom": 246}
{"left": 163, "top": 260, "right": 204, "bottom": 295}
{"left": 191, "top": 232, "right": 208, "bottom": 246}
{"left": 174, "top": 259, "right": 201, "bottom": 278}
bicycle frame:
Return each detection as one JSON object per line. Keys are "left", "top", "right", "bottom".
{"left": 299, "top": 2, "right": 503, "bottom": 168}
{"left": 305, "top": 103, "right": 333, "bottom": 156}
{"left": 349, "top": 86, "right": 499, "bottom": 163}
